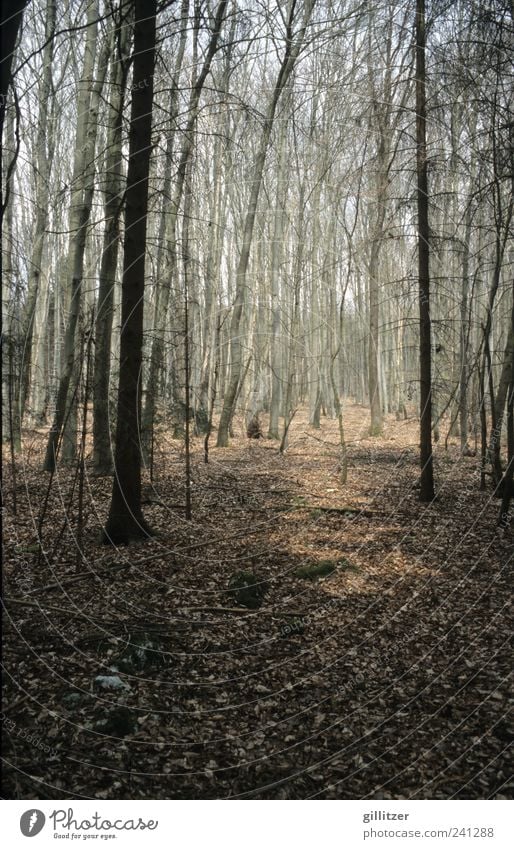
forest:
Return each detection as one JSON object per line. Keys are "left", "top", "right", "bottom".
{"left": 1, "top": 0, "right": 513, "bottom": 801}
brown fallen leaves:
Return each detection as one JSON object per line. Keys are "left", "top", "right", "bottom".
{"left": 2, "top": 406, "right": 512, "bottom": 799}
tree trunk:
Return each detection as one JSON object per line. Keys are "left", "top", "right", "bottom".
{"left": 459, "top": 201, "right": 473, "bottom": 453}
{"left": 368, "top": 243, "right": 382, "bottom": 434}
{"left": 498, "top": 351, "right": 514, "bottom": 526}
{"left": 491, "top": 283, "right": 514, "bottom": 484}
{"left": 217, "top": 0, "right": 316, "bottom": 447}
{"left": 0, "top": 0, "right": 28, "bottom": 144}
{"left": 141, "top": 0, "right": 227, "bottom": 453}
{"left": 268, "top": 105, "right": 289, "bottom": 438}
{"left": 92, "top": 6, "right": 132, "bottom": 474}
{"left": 103, "top": 0, "right": 157, "bottom": 544}
{"left": 43, "top": 1, "right": 102, "bottom": 470}
{"left": 416, "top": 0, "right": 435, "bottom": 502}
{"left": 484, "top": 196, "right": 514, "bottom": 484}
{"left": 2, "top": 104, "right": 21, "bottom": 449}
{"left": 19, "top": 0, "right": 56, "bottom": 424}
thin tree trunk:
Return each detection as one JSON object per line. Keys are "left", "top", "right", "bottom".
{"left": 92, "top": 7, "right": 132, "bottom": 473}
{"left": 2, "top": 103, "right": 21, "bottom": 449}
{"left": 19, "top": 0, "right": 56, "bottom": 423}
{"left": 459, "top": 201, "right": 473, "bottom": 453}
{"left": 217, "top": 0, "right": 316, "bottom": 447}
{"left": 368, "top": 234, "right": 383, "bottom": 434}
{"left": 182, "top": 164, "right": 193, "bottom": 520}
{"left": 416, "top": 0, "right": 435, "bottom": 501}
{"left": 498, "top": 358, "right": 514, "bottom": 526}
{"left": 491, "top": 283, "right": 514, "bottom": 486}
{"left": 484, "top": 200, "right": 514, "bottom": 484}
{"left": 103, "top": 0, "right": 157, "bottom": 544}
{"left": 142, "top": 0, "right": 227, "bottom": 451}
{"left": 43, "top": 1, "right": 103, "bottom": 470}
{"left": 268, "top": 103, "right": 289, "bottom": 438}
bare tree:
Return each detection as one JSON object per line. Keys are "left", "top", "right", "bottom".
{"left": 217, "top": 0, "right": 317, "bottom": 447}
{"left": 103, "top": 0, "right": 157, "bottom": 544}
{"left": 43, "top": 0, "right": 107, "bottom": 470}
{"left": 92, "top": 3, "right": 133, "bottom": 474}
{"left": 416, "top": 0, "right": 435, "bottom": 501}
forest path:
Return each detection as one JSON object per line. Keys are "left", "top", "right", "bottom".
{"left": 3, "top": 404, "right": 512, "bottom": 799}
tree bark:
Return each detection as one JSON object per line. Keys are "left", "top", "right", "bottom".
{"left": 103, "top": 0, "right": 157, "bottom": 544}
{"left": 268, "top": 103, "right": 289, "bottom": 439}
{"left": 217, "top": 0, "right": 316, "bottom": 447}
{"left": 43, "top": 0, "right": 102, "bottom": 470}
{"left": 416, "top": 0, "right": 435, "bottom": 501}
{"left": 92, "top": 6, "right": 132, "bottom": 473}
{"left": 459, "top": 201, "right": 473, "bottom": 453}
{"left": 141, "top": 0, "right": 227, "bottom": 452}
{"left": 0, "top": 0, "right": 28, "bottom": 144}
{"left": 19, "top": 0, "right": 56, "bottom": 426}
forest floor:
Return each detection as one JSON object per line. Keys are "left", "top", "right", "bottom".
{"left": 2, "top": 403, "right": 513, "bottom": 799}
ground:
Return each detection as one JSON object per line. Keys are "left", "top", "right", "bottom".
{"left": 2, "top": 404, "right": 512, "bottom": 799}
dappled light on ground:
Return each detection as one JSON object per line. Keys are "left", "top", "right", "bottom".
{"left": 3, "top": 405, "right": 512, "bottom": 799}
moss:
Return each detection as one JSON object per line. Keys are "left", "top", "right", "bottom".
{"left": 295, "top": 558, "right": 358, "bottom": 580}
{"left": 228, "top": 571, "right": 268, "bottom": 609}
{"left": 295, "top": 560, "right": 337, "bottom": 580}
{"left": 102, "top": 706, "right": 136, "bottom": 737}
{"left": 15, "top": 543, "right": 42, "bottom": 554}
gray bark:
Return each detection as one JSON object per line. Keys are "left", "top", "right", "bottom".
{"left": 43, "top": 0, "right": 103, "bottom": 470}
{"left": 217, "top": 0, "right": 316, "bottom": 447}
{"left": 19, "top": 0, "right": 56, "bottom": 424}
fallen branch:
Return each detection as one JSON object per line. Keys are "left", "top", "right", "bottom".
{"left": 292, "top": 504, "right": 378, "bottom": 517}
{"left": 315, "top": 505, "right": 377, "bottom": 516}
{"left": 302, "top": 431, "right": 340, "bottom": 447}
{"left": 21, "top": 562, "right": 129, "bottom": 595}
{"left": 4, "top": 598, "right": 85, "bottom": 616}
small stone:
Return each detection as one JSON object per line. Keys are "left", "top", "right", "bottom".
{"left": 94, "top": 675, "right": 131, "bottom": 692}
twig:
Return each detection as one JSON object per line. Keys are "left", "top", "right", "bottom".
{"left": 4, "top": 598, "right": 86, "bottom": 616}
{"left": 302, "top": 430, "right": 340, "bottom": 447}
{"left": 22, "top": 562, "right": 129, "bottom": 595}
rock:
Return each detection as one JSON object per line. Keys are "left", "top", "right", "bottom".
{"left": 62, "top": 691, "right": 85, "bottom": 706}
{"left": 94, "top": 675, "right": 131, "bottom": 692}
